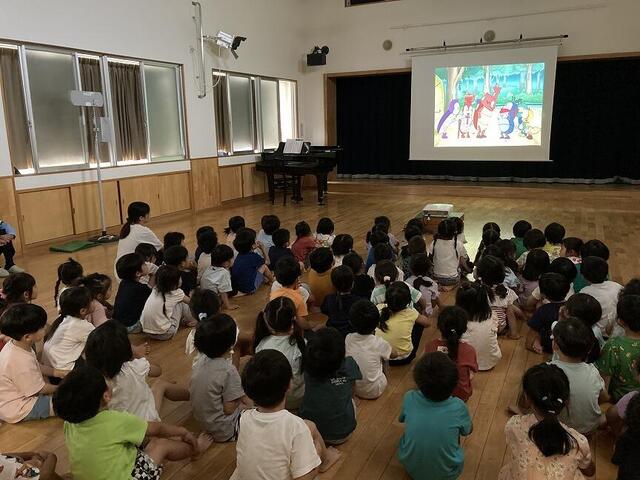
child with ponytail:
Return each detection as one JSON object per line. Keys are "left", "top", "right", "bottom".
{"left": 456, "top": 281, "right": 502, "bottom": 370}
{"left": 115, "top": 201, "right": 163, "bottom": 276}
{"left": 53, "top": 258, "right": 83, "bottom": 308}
{"left": 477, "top": 255, "right": 521, "bottom": 339}
{"left": 254, "top": 297, "right": 306, "bottom": 409}
{"left": 376, "top": 282, "right": 429, "bottom": 365}
{"left": 370, "top": 260, "right": 425, "bottom": 312}
{"left": 81, "top": 273, "right": 113, "bottom": 327}
{"left": 140, "top": 265, "right": 196, "bottom": 340}
{"left": 406, "top": 253, "right": 441, "bottom": 317}
{"left": 499, "top": 363, "right": 594, "bottom": 479}
{"left": 425, "top": 306, "right": 478, "bottom": 401}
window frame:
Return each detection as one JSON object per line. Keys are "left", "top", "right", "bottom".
{"left": 0, "top": 39, "right": 187, "bottom": 175}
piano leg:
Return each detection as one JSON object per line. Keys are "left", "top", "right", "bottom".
{"left": 292, "top": 176, "right": 303, "bottom": 203}
{"left": 266, "top": 172, "right": 275, "bottom": 204}
{"left": 316, "top": 173, "right": 328, "bottom": 205}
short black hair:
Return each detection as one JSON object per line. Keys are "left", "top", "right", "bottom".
{"left": 331, "top": 265, "right": 354, "bottom": 293}
{"left": 544, "top": 222, "right": 566, "bottom": 244}
{"left": 581, "top": 239, "right": 610, "bottom": 261}
{"left": 211, "top": 244, "right": 234, "bottom": 267}
{"left": 0, "top": 303, "right": 47, "bottom": 340}
{"left": 53, "top": 366, "right": 108, "bottom": 424}
{"left": 413, "top": 351, "right": 459, "bottom": 402}
{"left": 512, "top": 220, "right": 532, "bottom": 238}
{"left": 404, "top": 225, "right": 423, "bottom": 243}
{"left": 194, "top": 313, "right": 238, "bottom": 358}
{"left": 295, "top": 221, "right": 311, "bottom": 238}
{"left": 408, "top": 235, "right": 426, "bottom": 255}
{"left": 565, "top": 293, "right": 602, "bottom": 327}
{"left": 272, "top": 228, "right": 290, "bottom": 248}
{"left": 197, "top": 229, "right": 218, "bottom": 255}
{"left": 622, "top": 279, "right": 640, "bottom": 298}
{"left": 189, "top": 288, "right": 222, "bottom": 320}
{"left": 342, "top": 252, "right": 364, "bottom": 275}
{"left": 316, "top": 217, "right": 334, "bottom": 235}
{"left": 553, "top": 317, "right": 594, "bottom": 360}
{"left": 134, "top": 243, "right": 157, "bottom": 262}
{"left": 562, "top": 237, "right": 583, "bottom": 255}
{"left": 539, "top": 272, "right": 570, "bottom": 302}
{"left": 548, "top": 257, "right": 578, "bottom": 284}
{"left": 85, "top": 320, "right": 132, "bottom": 378}
{"left": 196, "top": 225, "right": 214, "bottom": 238}
{"left": 369, "top": 230, "right": 389, "bottom": 248}
{"left": 163, "top": 245, "right": 189, "bottom": 266}
{"left": 274, "top": 256, "right": 301, "bottom": 286}
{"left": 233, "top": 228, "right": 257, "bottom": 254}
{"left": 477, "top": 255, "right": 505, "bottom": 286}
{"left": 261, "top": 215, "right": 281, "bottom": 235}
{"left": 581, "top": 256, "right": 608, "bottom": 284}
{"left": 372, "top": 243, "right": 393, "bottom": 263}
{"left": 242, "top": 349, "right": 292, "bottom": 408}
{"left": 309, "top": 247, "right": 333, "bottom": 273}
{"left": 331, "top": 234, "right": 353, "bottom": 257}
{"left": 522, "top": 249, "right": 550, "bottom": 282}
{"left": 163, "top": 231, "right": 185, "bottom": 250}
{"left": 410, "top": 253, "right": 432, "bottom": 278}
{"left": 2, "top": 272, "right": 36, "bottom": 304}
{"left": 523, "top": 228, "right": 546, "bottom": 250}
{"left": 225, "top": 216, "right": 245, "bottom": 235}
{"left": 618, "top": 295, "right": 640, "bottom": 332}
{"left": 349, "top": 299, "right": 380, "bottom": 335}
{"left": 305, "top": 327, "right": 345, "bottom": 378}
{"left": 116, "top": 253, "right": 145, "bottom": 280}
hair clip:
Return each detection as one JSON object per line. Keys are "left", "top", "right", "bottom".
{"left": 383, "top": 276, "right": 391, "bottom": 282}
{"left": 198, "top": 312, "right": 208, "bottom": 321}
{"left": 450, "top": 328, "right": 457, "bottom": 335}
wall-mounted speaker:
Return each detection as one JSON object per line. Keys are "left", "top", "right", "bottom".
{"left": 483, "top": 30, "right": 496, "bottom": 42}
{"left": 382, "top": 39, "right": 393, "bottom": 51}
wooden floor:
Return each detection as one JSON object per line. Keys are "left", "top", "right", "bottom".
{"left": 2, "top": 179, "right": 636, "bottom": 479}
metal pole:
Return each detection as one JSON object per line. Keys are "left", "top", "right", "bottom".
{"left": 404, "top": 34, "right": 568, "bottom": 54}
{"left": 92, "top": 106, "right": 107, "bottom": 237}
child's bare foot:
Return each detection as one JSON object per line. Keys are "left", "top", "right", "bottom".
{"left": 235, "top": 291, "right": 247, "bottom": 298}
{"left": 191, "top": 433, "right": 214, "bottom": 460}
{"left": 133, "top": 342, "right": 150, "bottom": 358}
{"left": 507, "top": 405, "right": 523, "bottom": 416}
{"left": 319, "top": 447, "right": 341, "bottom": 472}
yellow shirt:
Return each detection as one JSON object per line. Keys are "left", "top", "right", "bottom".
{"left": 308, "top": 269, "right": 336, "bottom": 306}
{"left": 375, "top": 306, "right": 419, "bottom": 357}
{"left": 543, "top": 242, "right": 562, "bottom": 261}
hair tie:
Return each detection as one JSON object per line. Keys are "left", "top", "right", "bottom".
{"left": 383, "top": 276, "right": 391, "bottom": 282}
{"left": 450, "top": 328, "right": 457, "bottom": 335}
{"left": 198, "top": 312, "right": 208, "bottom": 321}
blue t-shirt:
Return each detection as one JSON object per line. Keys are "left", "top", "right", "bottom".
{"left": 231, "top": 252, "right": 265, "bottom": 293}
{"left": 398, "top": 390, "right": 471, "bottom": 480}
{"left": 527, "top": 302, "right": 564, "bottom": 353}
{"left": 365, "top": 248, "right": 376, "bottom": 271}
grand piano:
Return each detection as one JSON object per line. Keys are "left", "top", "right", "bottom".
{"left": 256, "top": 142, "right": 341, "bottom": 205}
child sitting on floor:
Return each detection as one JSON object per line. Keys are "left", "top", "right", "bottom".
{"left": 364, "top": 229, "right": 389, "bottom": 271}
{"left": 550, "top": 318, "right": 606, "bottom": 435}
{"left": 425, "top": 306, "right": 478, "bottom": 402}
{"left": 163, "top": 231, "right": 185, "bottom": 252}
{"left": 343, "top": 252, "right": 375, "bottom": 300}
{"left": 543, "top": 222, "right": 566, "bottom": 261}
{"left": 331, "top": 233, "right": 353, "bottom": 267}
{"left": 53, "top": 257, "right": 84, "bottom": 308}
{"left": 510, "top": 220, "right": 532, "bottom": 260}
{"left": 190, "top": 314, "right": 251, "bottom": 442}
{"left": 291, "top": 221, "right": 317, "bottom": 266}
{"left": 527, "top": 272, "right": 571, "bottom": 354}
{"left": 499, "top": 363, "right": 594, "bottom": 479}
{"left": 231, "top": 228, "right": 273, "bottom": 294}
{"left": 82, "top": 273, "right": 113, "bottom": 327}
{"left": 346, "top": 299, "right": 396, "bottom": 399}
{"left": 314, "top": 217, "right": 335, "bottom": 248}
{"left": 224, "top": 216, "right": 245, "bottom": 259}
{"left": 201, "top": 245, "right": 238, "bottom": 311}
{"left": 406, "top": 254, "right": 441, "bottom": 317}
{"left": 560, "top": 293, "right": 603, "bottom": 361}
{"left": 233, "top": 350, "right": 341, "bottom": 479}
{"left": 257, "top": 215, "right": 280, "bottom": 259}
{"left": 367, "top": 243, "right": 404, "bottom": 282}
{"left": 370, "top": 261, "right": 425, "bottom": 312}
{"left": 300, "top": 327, "right": 362, "bottom": 444}
{"left": 473, "top": 223, "right": 501, "bottom": 264}
{"left": 518, "top": 249, "right": 550, "bottom": 307}
{"left": 140, "top": 265, "right": 196, "bottom": 341}
{"left": 561, "top": 237, "right": 583, "bottom": 265}
{"left": 113, "top": 253, "right": 151, "bottom": 333}
{"left": 366, "top": 216, "right": 400, "bottom": 254}
{"left": 428, "top": 218, "right": 470, "bottom": 289}
{"left": 398, "top": 352, "right": 472, "bottom": 480}
{"left": 85, "top": 320, "right": 190, "bottom": 422}
{"left": 516, "top": 228, "right": 546, "bottom": 269}
{"left": 0, "top": 304, "right": 58, "bottom": 423}
{"left": 270, "top": 257, "right": 313, "bottom": 330}
{"left": 163, "top": 245, "right": 197, "bottom": 297}
{"left": 308, "top": 247, "right": 336, "bottom": 306}
{"left": 195, "top": 228, "right": 217, "bottom": 283}
{"left": 194, "top": 225, "right": 215, "bottom": 262}
{"left": 399, "top": 225, "right": 424, "bottom": 278}
{"left": 574, "top": 239, "right": 610, "bottom": 293}
{"left": 254, "top": 297, "right": 307, "bottom": 410}
{"left": 477, "top": 255, "right": 521, "bottom": 339}
{"left": 269, "top": 228, "right": 295, "bottom": 268}
{"left": 322, "top": 265, "right": 360, "bottom": 337}
{"left": 612, "top": 394, "right": 640, "bottom": 479}
{"left": 580, "top": 255, "right": 623, "bottom": 338}
{"left": 134, "top": 243, "right": 158, "bottom": 286}
{"left": 53, "top": 366, "right": 211, "bottom": 480}
{"left": 525, "top": 257, "right": 577, "bottom": 311}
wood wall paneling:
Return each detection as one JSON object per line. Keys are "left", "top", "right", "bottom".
{"left": 0, "top": 176, "right": 22, "bottom": 253}
{"left": 69, "top": 181, "right": 121, "bottom": 234}
{"left": 241, "top": 163, "right": 267, "bottom": 198}
{"left": 18, "top": 188, "right": 74, "bottom": 244}
{"left": 118, "top": 176, "right": 161, "bottom": 218}
{"left": 219, "top": 165, "right": 243, "bottom": 202}
{"left": 159, "top": 172, "right": 191, "bottom": 215}
{"left": 191, "top": 157, "right": 221, "bottom": 211}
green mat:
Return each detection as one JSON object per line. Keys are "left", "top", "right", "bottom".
{"left": 49, "top": 240, "right": 99, "bottom": 253}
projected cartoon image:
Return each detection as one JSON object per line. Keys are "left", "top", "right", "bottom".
{"left": 434, "top": 63, "right": 544, "bottom": 147}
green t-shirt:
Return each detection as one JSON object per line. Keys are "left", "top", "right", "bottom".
{"left": 596, "top": 336, "right": 640, "bottom": 402}
{"left": 64, "top": 410, "right": 148, "bottom": 480}
{"left": 510, "top": 237, "right": 527, "bottom": 259}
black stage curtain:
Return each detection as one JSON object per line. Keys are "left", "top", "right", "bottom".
{"left": 336, "top": 57, "right": 640, "bottom": 182}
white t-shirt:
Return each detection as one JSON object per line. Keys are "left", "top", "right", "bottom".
{"left": 314, "top": 233, "right": 335, "bottom": 248}
{"left": 140, "top": 288, "right": 185, "bottom": 335}
{"left": 345, "top": 333, "right": 392, "bottom": 399}
{"left": 581, "top": 281, "right": 623, "bottom": 336}
{"left": 197, "top": 253, "right": 211, "bottom": 283}
{"left": 42, "top": 316, "right": 94, "bottom": 372}
{"left": 139, "top": 261, "right": 158, "bottom": 286}
{"left": 256, "top": 335, "right": 305, "bottom": 409}
{"left": 114, "top": 224, "right": 163, "bottom": 277}
{"left": 428, "top": 238, "right": 468, "bottom": 280}
{"left": 489, "top": 286, "right": 519, "bottom": 331}
{"left": 108, "top": 358, "right": 160, "bottom": 422}
{"left": 367, "top": 264, "right": 405, "bottom": 284}
{"left": 201, "top": 266, "right": 232, "bottom": 294}
{"left": 230, "top": 409, "right": 321, "bottom": 480}
{"left": 461, "top": 314, "right": 501, "bottom": 371}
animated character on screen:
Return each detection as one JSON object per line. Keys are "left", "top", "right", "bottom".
{"left": 498, "top": 101, "right": 519, "bottom": 139}
{"left": 518, "top": 107, "right": 535, "bottom": 140}
{"left": 459, "top": 94, "right": 475, "bottom": 138}
{"left": 473, "top": 85, "right": 501, "bottom": 138}
{"left": 436, "top": 99, "right": 460, "bottom": 139}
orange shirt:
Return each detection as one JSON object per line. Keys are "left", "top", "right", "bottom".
{"left": 270, "top": 287, "right": 309, "bottom": 318}
{"left": 308, "top": 269, "right": 336, "bottom": 306}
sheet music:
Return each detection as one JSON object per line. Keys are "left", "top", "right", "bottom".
{"left": 284, "top": 139, "right": 304, "bottom": 154}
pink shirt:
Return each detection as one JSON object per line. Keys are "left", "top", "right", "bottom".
{"left": 0, "top": 341, "right": 45, "bottom": 423}
{"left": 88, "top": 300, "right": 108, "bottom": 327}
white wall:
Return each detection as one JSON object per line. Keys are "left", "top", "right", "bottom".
{"left": 0, "top": 0, "right": 303, "bottom": 179}
{"left": 298, "top": 0, "right": 640, "bottom": 144}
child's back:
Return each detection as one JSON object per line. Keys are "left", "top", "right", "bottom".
{"left": 43, "top": 304, "right": 94, "bottom": 372}
{"left": 321, "top": 266, "right": 359, "bottom": 337}
{"left": 308, "top": 248, "right": 336, "bottom": 306}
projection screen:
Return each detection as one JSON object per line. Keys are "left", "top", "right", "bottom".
{"left": 409, "top": 45, "right": 558, "bottom": 161}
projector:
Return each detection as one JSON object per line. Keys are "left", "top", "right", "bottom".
{"left": 307, "top": 46, "right": 329, "bottom": 66}
{"left": 423, "top": 203, "right": 453, "bottom": 218}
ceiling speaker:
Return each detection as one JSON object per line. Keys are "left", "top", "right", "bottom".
{"left": 483, "top": 30, "right": 496, "bottom": 42}
{"left": 382, "top": 39, "right": 393, "bottom": 51}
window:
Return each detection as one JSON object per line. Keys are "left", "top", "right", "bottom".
{"left": 213, "top": 71, "right": 298, "bottom": 156}
{"left": 0, "top": 41, "right": 186, "bottom": 174}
